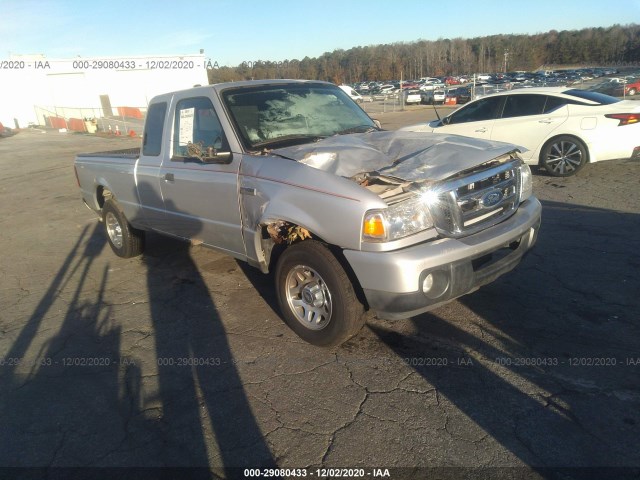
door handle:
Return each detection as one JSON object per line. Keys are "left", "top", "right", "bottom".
{"left": 475, "top": 127, "right": 487, "bottom": 133}
{"left": 164, "top": 173, "right": 174, "bottom": 181}
{"left": 240, "top": 186, "right": 256, "bottom": 196}
{"left": 539, "top": 119, "right": 553, "bottom": 124}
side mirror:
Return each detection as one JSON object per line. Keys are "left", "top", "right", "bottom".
{"left": 172, "top": 140, "right": 233, "bottom": 164}
{"left": 373, "top": 119, "right": 382, "bottom": 130}
{"left": 202, "top": 151, "right": 233, "bottom": 164}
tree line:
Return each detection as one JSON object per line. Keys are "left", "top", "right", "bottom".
{"left": 207, "top": 24, "right": 640, "bottom": 84}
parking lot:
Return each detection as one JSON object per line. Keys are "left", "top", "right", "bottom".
{"left": 1, "top": 112, "right": 639, "bottom": 479}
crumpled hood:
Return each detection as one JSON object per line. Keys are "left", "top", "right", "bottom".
{"left": 272, "top": 130, "right": 521, "bottom": 182}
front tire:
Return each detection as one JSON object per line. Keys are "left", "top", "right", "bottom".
{"left": 275, "top": 240, "right": 366, "bottom": 347}
{"left": 628, "top": 88, "right": 637, "bottom": 96}
{"left": 102, "top": 199, "right": 145, "bottom": 258}
{"left": 539, "top": 136, "right": 587, "bottom": 177}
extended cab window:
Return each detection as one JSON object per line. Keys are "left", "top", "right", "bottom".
{"left": 173, "top": 97, "right": 228, "bottom": 159}
{"left": 143, "top": 102, "right": 167, "bottom": 156}
{"left": 448, "top": 97, "right": 502, "bottom": 124}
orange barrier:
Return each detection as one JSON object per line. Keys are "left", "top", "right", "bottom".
{"left": 445, "top": 97, "right": 457, "bottom": 105}
{"left": 47, "top": 116, "right": 68, "bottom": 129}
{"left": 67, "top": 118, "right": 86, "bottom": 132}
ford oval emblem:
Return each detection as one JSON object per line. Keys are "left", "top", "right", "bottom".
{"left": 481, "top": 190, "right": 504, "bottom": 208}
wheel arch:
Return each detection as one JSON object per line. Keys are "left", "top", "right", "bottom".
{"left": 96, "top": 184, "right": 113, "bottom": 209}
{"left": 102, "top": 197, "right": 145, "bottom": 258}
{"left": 254, "top": 220, "right": 369, "bottom": 310}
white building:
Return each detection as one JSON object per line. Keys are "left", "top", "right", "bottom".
{"left": 0, "top": 53, "right": 210, "bottom": 129}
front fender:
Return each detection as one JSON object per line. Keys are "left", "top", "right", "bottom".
{"left": 239, "top": 154, "right": 385, "bottom": 271}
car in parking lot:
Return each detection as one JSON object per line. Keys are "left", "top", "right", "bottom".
{"left": 420, "top": 91, "right": 434, "bottom": 104}
{"left": 419, "top": 80, "right": 445, "bottom": 91}
{"left": 404, "top": 89, "right": 422, "bottom": 104}
{"left": 339, "top": 85, "right": 365, "bottom": 103}
{"left": 432, "top": 89, "right": 445, "bottom": 104}
{"left": 624, "top": 79, "right": 640, "bottom": 96}
{"left": 369, "top": 90, "right": 389, "bottom": 101}
{"left": 446, "top": 87, "right": 471, "bottom": 104}
{"left": 420, "top": 89, "right": 445, "bottom": 105}
{"left": 402, "top": 87, "right": 640, "bottom": 176}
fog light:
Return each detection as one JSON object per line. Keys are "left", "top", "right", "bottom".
{"left": 420, "top": 270, "right": 450, "bottom": 300}
{"left": 422, "top": 274, "right": 434, "bottom": 293}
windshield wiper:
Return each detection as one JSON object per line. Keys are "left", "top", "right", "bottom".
{"left": 334, "top": 124, "right": 381, "bottom": 135}
{"left": 252, "top": 134, "right": 327, "bottom": 149}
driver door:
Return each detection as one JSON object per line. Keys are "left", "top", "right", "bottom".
{"left": 159, "top": 95, "right": 245, "bottom": 257}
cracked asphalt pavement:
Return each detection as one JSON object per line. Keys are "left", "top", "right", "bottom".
{"left": 1, "top": 111, "right": 639, "bottom": 479}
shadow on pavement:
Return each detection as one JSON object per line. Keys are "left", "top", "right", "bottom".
{"left": 142, "top": 213, "right": 276, "bottom": 474}
{"left": 0, "top": 189, "right": 276, "bottom": 477}
{"left": 371, "top": 200, "right": 640, "bottom": 478}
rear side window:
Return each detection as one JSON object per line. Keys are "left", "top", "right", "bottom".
{"left": 543, "top": 96, "right": 569, "bottom": 113}
{"left": 143, "top": 102, "right": 167, "bottom": 156}
{"left": 501, "top": 94, "right": 546, "bottom": 118}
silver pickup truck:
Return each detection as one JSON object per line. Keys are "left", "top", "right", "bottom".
{"left": 74, "top": 80, "right": 541, "bottom": 346}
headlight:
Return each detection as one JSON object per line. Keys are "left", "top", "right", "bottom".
{"left": 362, "top": 196, "right": 434, "bottom": 242}
{"left": 519, "top": 163, "right": 533, "bottom": 202}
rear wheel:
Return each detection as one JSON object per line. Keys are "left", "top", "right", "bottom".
{"left": 539, "top": 136, "right": 587, "bottom": 177}
{"left": 628, "top": 88, "right": 637, "bottom": 96}
{"left": 275, "top": 240, "right": 366, "bottom": 347}
{"left": 102, "top": 199, "right": 145, "bottom": 258}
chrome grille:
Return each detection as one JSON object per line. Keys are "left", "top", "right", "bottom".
{"left": 430, "top": 160, "right": 521, "bottom": 238}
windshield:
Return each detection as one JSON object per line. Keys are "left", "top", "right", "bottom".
{"left": 221, "top": 83, "right": 377, "bottom": 150}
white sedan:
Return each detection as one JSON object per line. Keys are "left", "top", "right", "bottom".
{"left": 401, "top": 87, "right": 640, "bottom": 176}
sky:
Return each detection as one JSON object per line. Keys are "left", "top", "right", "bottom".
{"left": 2, "top": 0, "right": 639, "bottom": 66}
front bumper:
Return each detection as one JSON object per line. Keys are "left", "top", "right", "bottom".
{"left": 343, "top": 197, "right": 542, "bottom": 319}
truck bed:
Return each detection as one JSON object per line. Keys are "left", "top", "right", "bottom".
{"left": 75, "top": 148, "right": 141, "bottom": 221}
